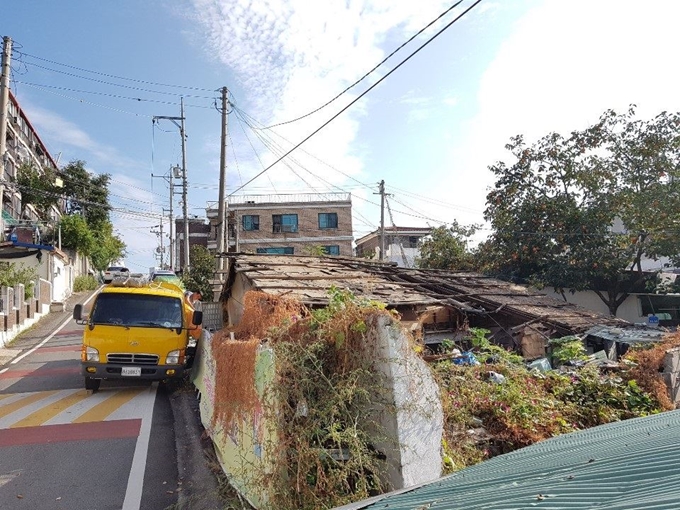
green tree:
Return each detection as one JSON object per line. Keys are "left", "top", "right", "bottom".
{"left": 480, "top": 106, "right": 680, "bottom": 316}
{"left": 60, "top": 160, "right": 111, "bottom": 228}
{"left": 16, "top": 162, "right": 60, "bottom": 219}
{"left": 57, "top": 160, "right": 125, "bottom": 269}
{"left": 89, "top": 221, "right": 127, "bottom": 272}
{"left": 416, "top": 221, "right": 479, "bottom": 270}
{"left": 181, "top": 245, "right": 215, "bottom": 298}
{"left": 59, "top": 214, "right": 95, "bottom": 255}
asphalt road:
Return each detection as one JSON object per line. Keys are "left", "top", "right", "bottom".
{"left": 0, "top": 291, "right": 225, "bottom": 510}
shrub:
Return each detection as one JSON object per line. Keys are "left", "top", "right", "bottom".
{"left": 73, "top": 275, "right": 99, "bottom": 292}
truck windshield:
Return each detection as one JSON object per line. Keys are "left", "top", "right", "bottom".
{"left": 90, "top": 293, "right": 183, "bottom": 328}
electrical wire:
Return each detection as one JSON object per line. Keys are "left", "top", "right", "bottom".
{"left": 13, "top": 80, "right": 215, "bottom": 109}
{"left": 14, "top": 50, "right": 216, "bottom": 92}
{"left": 228, "top": 0, "right": 483, "bottom": 197}
{"left": 260, "top": 0, "right": 464, "bottom": 130}
{"left": 234, "top": 106, "right": 374, "bottom": 192}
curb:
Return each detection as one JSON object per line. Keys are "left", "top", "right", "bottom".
{"left": 170, "top": 387, "right": 226, "bottom": 510}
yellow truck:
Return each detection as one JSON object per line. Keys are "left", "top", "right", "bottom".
{"left": 73, "top": 275, "right": 203, "bottom": 391}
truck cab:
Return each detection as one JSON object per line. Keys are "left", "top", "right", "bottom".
{"left": 73, "top": 274, "right": 202, "bottom": 391}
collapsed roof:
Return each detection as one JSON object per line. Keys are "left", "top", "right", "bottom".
{"left": 222, "top": 254, "right": 630, "bottom": 337}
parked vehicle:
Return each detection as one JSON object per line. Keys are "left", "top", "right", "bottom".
{"left": 150, "top": 269, "right": 183, "bottom": 288}
{"left": 103, "top": 266, "right": 129, "bottom": 283}
{"left": 73, "top": 274, "right": 202, "bottom": 391}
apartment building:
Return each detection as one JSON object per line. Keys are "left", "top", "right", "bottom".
{"left": 355, "top": 226, "right": 432, "bottom": 267}
{"left": 206, "top": 193, "right": 353, "bottom": 256}
{"left": 2, "top": 90, "right": 63, "bottom": 229}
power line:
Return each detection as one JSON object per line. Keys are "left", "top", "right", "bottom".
{"left": 260, "top": 0, "right": 464, "bottom": 130}
{"left": 14, "top": 50, "right": 216, "bottom": 92}
{"left": 228, "top": 0, "right": 483, "bottom": 197}
{"left": 234, "top": 106, "right": 374, "bottom": 192}
{"left": 13, "top": 80, "right": 215, "bottom": 108}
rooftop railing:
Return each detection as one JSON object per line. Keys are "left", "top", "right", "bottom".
{"left": 206, "top": 192, "right": 351, "bottom": 210}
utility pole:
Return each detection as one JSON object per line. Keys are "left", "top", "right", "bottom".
{"left": 152, "top": 165, "right": 179, "bottom": 270}
{"left": 152, "top": 103, "right": 189, "bottom": 273}
{"left": 375, "top": 180, "right": 386, "bottom": 261}
{"left": 180, "top": 98, "right": 190, "bottom": 273}
{"left": 0, "top": 36, "right": 12, "bottom": 237}
{"left": 163, "top": 206, "right": 172, "bottom": 269}
{"left": 216, "top": 86, "right": 228, "bottom": 275}
{"left": 150, "top": 220, "right": 164, "bottom": 267}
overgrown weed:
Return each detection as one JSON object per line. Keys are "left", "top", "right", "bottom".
{"left": 212, "top": 288, "right": 393, "bottom": 510}
{"left": 432, "top": 327, "right": 676, "bottom": 474}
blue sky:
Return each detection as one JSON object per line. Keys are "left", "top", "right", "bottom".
{"left": 3, "top": 0, "right": 680, "bottom": 272}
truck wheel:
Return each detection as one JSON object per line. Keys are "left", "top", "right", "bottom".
{"left": 85, "top": 377, "right": 101, "bottom": 392}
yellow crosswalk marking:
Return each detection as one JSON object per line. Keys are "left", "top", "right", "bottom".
{"left": 11, "top": 390, "right": 90, "bottom": 428}
{"left": 0, "top": 391, "right": 59, "bottom": 419}
{"left": 73, "top": 388, "right": 146, "bottom": 423}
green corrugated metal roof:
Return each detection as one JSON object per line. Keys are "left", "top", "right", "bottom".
{"left": 339, "top": 410, "right": 680, "bottom": 510}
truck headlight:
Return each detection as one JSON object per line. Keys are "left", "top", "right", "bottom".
{"left": 166, "top": 349, "right": 183, "bottom": 365}
{"left": 82, "top": 346, "right": 99, "bottom": 362}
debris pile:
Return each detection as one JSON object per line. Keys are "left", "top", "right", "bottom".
{"left": 429, "top": 328, "right": 678, "bottom": 473}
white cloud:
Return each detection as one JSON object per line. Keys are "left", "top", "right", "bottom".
{"left": 22, "top": 103, "right": 140, "bottom": 170}
{"left": 445, "top": 0, "right": 680, "bottom": 230}
{"left": 185, "top": 0, "right": 458, "bottom": 190}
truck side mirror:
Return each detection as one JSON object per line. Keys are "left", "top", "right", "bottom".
{"left": 192, "top": 310, "right": 203, "bottom": 326}
{"left": 73, "top": 304, "right": 83, "bottom": 321}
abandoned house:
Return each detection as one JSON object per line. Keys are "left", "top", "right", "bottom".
{"left": 219, "top": 254, "right": 659, "bottom": 359}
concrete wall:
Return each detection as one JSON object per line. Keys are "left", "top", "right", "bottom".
{"left": 540, "top": 288, "right": 643, "bottom": 323}
{"left": 192, "top": 333, "right": 275, "bottom": 509}
{"left": 192, "top": 312, "right": 443, "bottom": 508}
{"left": 0, "top": 278, "right": 52, "bottom": 348}
{"left": 664, "top": 347, "right": 680, "bottom": 404}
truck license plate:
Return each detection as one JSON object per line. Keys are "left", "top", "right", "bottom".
{"left": 121, "top": 366, "right": 141, "bottom": 377}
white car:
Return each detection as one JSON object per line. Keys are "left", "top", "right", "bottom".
{"left": 103, "top": 266, "right": 129, "bottom": 283}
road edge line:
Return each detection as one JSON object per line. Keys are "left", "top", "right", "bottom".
{"left": 2, "top": 290, "right": 99, "bottom": 371}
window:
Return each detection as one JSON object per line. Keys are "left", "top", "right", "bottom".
{"left": 639, "top": 295, "right": 680, "bottom": 321}
{"left": 322, "top": 245, "right": 340, "bottom": 255}
{"left": 408, "top": 236, "right": 420, "bottom": 248}
{"left": 256, "top": 247, "right": 294, "bottom": 254}
{"left": 318, "top": 212, "right": 338, "bottom": 229}
{"left": 242, "top": 215, "right": 260, "bottom": 231}
{"left": 272, "top": 214, "right": 298, "bottom": 233}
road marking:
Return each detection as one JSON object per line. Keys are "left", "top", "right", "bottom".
{"left": 0, "top": 470, "right": 21, "bottom": 489}
{"left": 0, "top": 419, "right": 141, "bottom": 447}
{"left": 0, "top": 366, "right": 80, "bottom": 380}
{"left": 122, "top": 383, "right": 157, "bottom": 510}
{"left": 8, "top": 290, "right": 99, "bottom": 367}
{"left": 0, "top": 391, "right": 59, "bottom": 420}
{"left": 35, "top": 345, "right": 81, "bottom": 353}
{"left": 74, "top": 388, "right": 146, "bottom": 423}
{"left": 10, "top": 390, "right": 90, "bottom": 428}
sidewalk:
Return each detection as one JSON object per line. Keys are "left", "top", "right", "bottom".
{"left": 0, "top": 290, "right": 98, "bottom": 368}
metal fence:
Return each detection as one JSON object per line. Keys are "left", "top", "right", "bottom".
{"left": 202, "top": 302, "right": 224, "bottom": 332}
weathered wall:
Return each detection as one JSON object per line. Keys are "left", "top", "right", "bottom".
{"left": 192, "top": 312, "right": 443, "bottom": 508}
{"left": 664, "top": 347, "right": 680, "bottom": 404}
{"left": 364, "top": 314, "right": 443, "bottom": 488}
{"left": 192, "top": 332, "right": 274, "bottom": 509}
